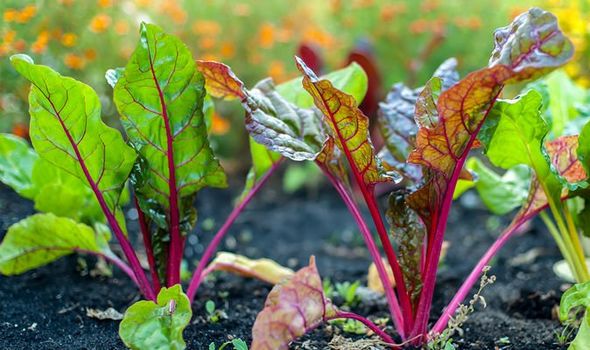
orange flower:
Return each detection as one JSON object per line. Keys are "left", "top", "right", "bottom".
{"left": 98, "top": 0, "right": 113, "bottom": 8}
{"left": 0, "top": 43, "right": 10, "bottom": 56}
{"left": 3, "top": 9, "right": 17, "bottom": 22}
{"left": 201, "top": 53, "right": 219, "bottom": 62}
{"left": 89, "top": 14, "right": 111, "bottom": 33}
{"left": 302, "top": 27, "right": 335, "bottom": 48}
{"left": 192, "top": 20, "right": 221, "bottom": 36}
{"left": 3, "top": 30, "right": 16, "bottom": 44}
{"left": 58, "top": 0, "right": 75, "bottom": 5}
{"left": 61, "top": 33, "right": 77, "bottom": 47}
{"left": 31, "top": 31, "right": 50, "bottom": 54}
{"left": 220, "top": 42, "right": 236, "bottom": 59}
{"left": 409, "top": 19, "right": 430, "bottom": 34}
{"left": 135, "top": 0, "right": 151, "bottom": 8}
{"left": 64, "top": 53, "right": 85, "bottom": 70}
{"left": 13, "top": 39, "right": 26, "bottom": 51}
{"left": 11, "top": 123, "right": 29, "bottom": 139}
{"left": 16, "top": 5, "right": 37, "bottom": 23}
{"left": 211, "top": 113, "right": 230, "bottom": 135}
{"left": 267, "top": 60, "right": 285, "bottom": 82}
{"left": 115, "top": 20, "right": 129, "bottom": 35}
{"left": 233, "top": 3, "right": 251, "bottom": 16}
{"left": 84, "top": 48, "right": 97, "bottom": 60}
{"left": 198, "top": 37, "right": 216, "bottom": 50}
{"left": 258, "top": 23, "right": 275, "bottom": 48}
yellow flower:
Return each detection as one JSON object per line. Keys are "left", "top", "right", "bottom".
{"left": 64, "top": 53, "right": 85, "bottom": 70}
{"left": 135, "top": 0, "right": 151, "bottom": 8}
{"left": 3, "top": 9, "right": 17, "bottom": 22}
{"left": 61, "top": 33, "right": 77, "bottom": 47}
{"left": 89, "top": 14, "right": 111, "bottom": 33}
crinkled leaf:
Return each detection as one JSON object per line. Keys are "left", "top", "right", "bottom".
{"left": 114, "top": 23, "right": 227, "bottom": 213}
{"left": 0, "top": 133, "right": 37, "bottom": 199}
{"left": 277, "top": 62, "right": 368, "bottom": 109}
{"left": 119, "top": 285, "right": 191, "bottom": 350}
{"left": 385, "top": 189, "right": 425, "bottom": 304}
{"left": 407, "top": 8, "right": 572, "bottom": 229}
{"left": 296, "top": 57, "right": 397, "bottom": 186}
{"left": 251, "top": 257, "right": 337, "bottom": 350}
{"left": 206, "top": 252, "right": 294, "bottom": 285}
{"left": 0, "top": 214, "right": 107, "bottom": 275}
{"left": 378, "top": 58, "right": 458, "bottom": 183}
{"left": 10, "top": 54, "right": 135, "bottom": 220}
{"left": 198, "top": 60, "right": 326, "bottom": 162}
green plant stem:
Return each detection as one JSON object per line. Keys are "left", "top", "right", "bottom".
{"left": 563, "top": 203, "right": 589, "bottom": 281}
{"left": 540, "top": 211, "right": 583, "bottom": 282}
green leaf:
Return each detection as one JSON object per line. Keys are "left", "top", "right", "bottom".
{"left": 0, "top": 213, "right": 106, "bottom": 275}
{"left": 0, "top": 133, "right": 38, "bottom": 199}
{"left": 114, "top": 23, "right": 227, "bottom": 211}
{"left": 231, "top": 339, "right": 248, "bottom": 350}
{"left": 119, "top": 285, "right": 192, "bottom": 350}
{"left": 569, "top": 311, "right": 590, "bottom": 350}
{"left": 459, "top": 158, "right": 531, "bottom": 215}
{"left": 578, "top": 120, "right": 590, "bottom": 175}
{"left": 560, "top": 281, "right": 590, "bottom": 321}
{"left": 532, "top": 70, "right": 588, "bottom": 137}
{"left": 277, "top": 62, "right": 368, "bottom": 108}
{"left": 10, "top": 54, "right": 135, "bottom": 221}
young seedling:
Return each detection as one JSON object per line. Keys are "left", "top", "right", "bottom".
{"left": 335, "top": 280, "right": 361, "bottom": 308}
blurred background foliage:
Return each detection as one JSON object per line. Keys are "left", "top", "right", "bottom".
{"left": 1, "top": 0, "right": 589, "bottom": 168}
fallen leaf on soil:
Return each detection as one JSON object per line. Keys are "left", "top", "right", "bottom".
{"left": 86, "top": 307, "right": 124, "bottom": 321}
{"left": 367, "top": 258, "right": 395, "bottom": 294}
{"left": 207, "top": 252, "right": 294, "bottom": 285}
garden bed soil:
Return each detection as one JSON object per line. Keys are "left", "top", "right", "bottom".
{"left": 0, "top": 179, "right": 571, "bottom": 349}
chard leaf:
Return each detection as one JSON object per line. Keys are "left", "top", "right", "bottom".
{"left": 197, "top": 60, "right": 326, "bottom": 162}
{"left": 386, "top": 190, "right": 425, "bottom": 304}
{"left": 0, "top": 213, "right": 107, "bottom": 275}
{"left": 0, "top": 133, "right": 37, "bottom": 199}
{"left": 251, "top": 257, "right": 337, "bottom": 350}
{"left": 119, "top": 285, "right": 191, "bottom": 350}
{"left": 463, "top": 158, "right": 531, "bottom": 215}
{"left": 0, "top": 135, "right": 105, "bottom": 224}
{"left": 578, "top": 121, "right": 590, "bottom": 174}
{"left": 10, "top": 54, "right": 135, "bottom": 220}
{"left": 114, "top": 23, "right": 227, "bottom": 213}
{"left": 378, "top": 58, "right": 458, "bottom": 183}
{"left": 277, "top": 62, "right": 368, "bottom": 108}
{"left": 407, "top": 8, "right": 572, "bottom": 229}
{"left": 560, "top": 282, "right": 590, "bottom": 350}
{"left": 296, "top": 57, "right": 397, "bottom": 186}
{"left": 531, "top": 70, "right": 588, "bottom": 137}
{"left": 196, "top": 60, "right": 282, "bottom": 202}
{"left": 206, "top": 252, "right": 294, "bottom": 285}
{"left": 560, "top": 281, "right": 590, "bottom": 321}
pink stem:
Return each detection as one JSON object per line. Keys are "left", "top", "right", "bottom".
{"left": 186, "top": 158, "right": 284, "bottom": 302}
{"left": 431, "top": 204, "right": 548, "bottom": 334}
{"left": 328, "top": 311, "right": 396, "bottom": 346}
{"left": 410, "top": 88, "right": 504, "bottom": 338}
{"left": 146, "top": 54, "right": 182, "bottom": 288}
{"left": 321, "top": 165, "right": 405, "bottom": 336}
{"left": 39, "top": 90, "right": 155, "bottom": 300}
{"left": 135, "top": 197, "right": 161, "bottom": 292}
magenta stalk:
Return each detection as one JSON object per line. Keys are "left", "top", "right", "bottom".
{"left": 321, "top": 165, "right": 405, "bottom": 336}
{"left": 186, "top": 158, "right": 284, "bottom": 302}
{"left": 328, "top": 311, "right": 396, "bottom": 346}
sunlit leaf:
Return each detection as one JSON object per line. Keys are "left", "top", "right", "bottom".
{"left": 296, "top": 57, "right": 398, "bottom": 187}
{"left": 10, "top": 54, "right": 135, "bottom": 220}
{"left": 0, "top": 214, "right": 107, "bottom": 275}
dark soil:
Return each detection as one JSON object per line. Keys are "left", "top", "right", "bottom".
{"left": 0, "top": 178, "right": 572, "bottom": 350}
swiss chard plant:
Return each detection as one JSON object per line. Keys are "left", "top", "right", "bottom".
{"left": 197, "top": 8, "right": 575, "bottom": 348}
{"left": 0, "top": 23, "right": 367, "bottom": 349}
